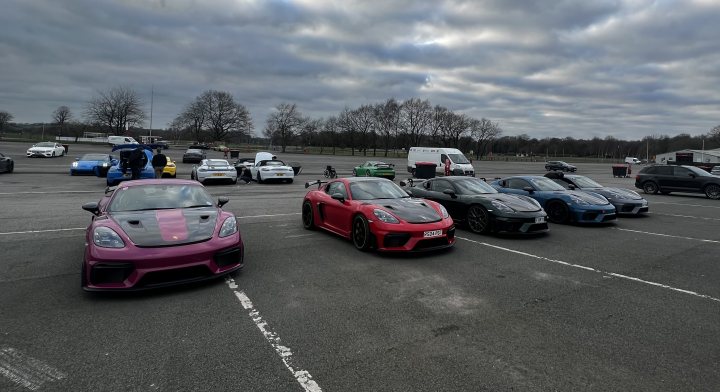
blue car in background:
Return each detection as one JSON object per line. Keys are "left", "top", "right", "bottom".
{"left": 490, "top": 175, "right": 616, "bottom": 224}
{"left": 106, "top": 144, "right": 155, "bottom": 186}
{"left": 70, "top": 153, "right": 118, "bottom": 177}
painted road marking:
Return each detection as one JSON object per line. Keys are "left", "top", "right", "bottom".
{"left": 0, "top": 228, "right": 85, "bottom": 236}
{"left": 457, "top": 236, "right": 720, "bottom": 304}
{"left": 225, "top": 277, "right": 322, "bottom": 392}
{"left": 614, "top": 228, "right": 720, "bottom": 244}
{"left": 0, "top": 191, "right": 99, "bottom": 196}
{"left": 647, "top": 212, "right": 720, "bottom": 221}
{"left": 0, "top": 213, "right": 301, "bottom": 236}
{"left": 651, "top": 201, "right": 720, "bottom": 209}
{"left": 0, "top": 347, "right": 67, "bottom": 391}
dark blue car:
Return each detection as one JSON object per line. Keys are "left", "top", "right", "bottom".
{"left": 106, "top": 145, "right": 155, "bottom": 186}
{"left": 70, "top": 153, "right": 118, "bottom": 177}
{"left": 490, "top": 175, "right": 616, "bottom": 224}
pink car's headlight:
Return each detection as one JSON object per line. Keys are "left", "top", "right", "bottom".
{"left": 219, "top": 216, "right": 238, "bottom": 237}
{"left": 93, "top": 227, "right": 125, "bottom": 248}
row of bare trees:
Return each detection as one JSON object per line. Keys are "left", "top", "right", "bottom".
{"left": 262, "top": 98, "right": 503, "bottom": 157}
{"left": 170, "top": 90, "right": 253, "bottom": 143}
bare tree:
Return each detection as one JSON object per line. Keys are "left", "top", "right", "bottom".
{"left": 199, "top": 90, "right": 253, "bottom": 142}
{"left": 373, "top": 99, "right": 400, "bottom": 157}
{"left": 470, "top": 118, "right": 501, "bottom": 158}
{"left": 264, "top": 103, "right": 304, "bottom": 153}
{"left": 399, "top": 98, "right": 432, "bottom": 148}
{"left": 0, "top": 111, "right": 13, "bottom": 138}
{"left": 52, "top": 106, "right": 72, "bottom": 135}
{"left": 299, "top": 118, "right": 321, "bottom": 148}
{"left": 347, "top": 105, "right": 375, "bottom": 156}
{"left": 322, "top": 116, "right": 340, "bottom": 155}
{"left": 85, "top": 86, "right": 146, "bottom": 135}
{"left": 173, "top": 100, "right": 207, "bottom": 142}
{"left": 444, "top": 112, "right": 470, "bottom": 148}
{"left": 710, "top": 124, "right": 720, "bottom": 145}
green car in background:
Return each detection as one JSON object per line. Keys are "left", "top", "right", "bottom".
{"left": 352, "top": 161, "right": 396, "bottom": 181}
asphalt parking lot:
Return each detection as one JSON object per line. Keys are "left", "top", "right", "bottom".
{"left": 1, "top": 141, "right": 719, "bottom": 391}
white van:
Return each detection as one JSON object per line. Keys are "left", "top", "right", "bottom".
{"left": 407, "top": 147, "right": 475, "bottom": 176}
{"left": 625, "top": 157, "right": 642, "bottom": 164}
{"left": 107, "top": 135, "right": 139, "bottom": 146}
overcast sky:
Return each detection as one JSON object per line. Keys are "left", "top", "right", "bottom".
{"left": 2, "top": 0, "right": 719, "bottom": 139}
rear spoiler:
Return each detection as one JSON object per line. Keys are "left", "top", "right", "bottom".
{"left": 305, "top": 180, "right": 328, "bottom": 189}
{"left": 111, "top": 143, "right": 165, "bottom": 152}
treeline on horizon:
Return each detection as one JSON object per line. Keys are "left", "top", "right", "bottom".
{"left": 2, "top": 86, "right": 719, "bottom": 159}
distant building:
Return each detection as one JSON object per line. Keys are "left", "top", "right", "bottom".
{"left": 655, "top": 148, "right": 720, "bottom": 164}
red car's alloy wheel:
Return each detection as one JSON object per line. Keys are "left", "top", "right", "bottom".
{"left": 352, "top": 215, "right": 371, "bottom": 251}
{"left": 302, "top": 201, "right": 315, "bottom": 229}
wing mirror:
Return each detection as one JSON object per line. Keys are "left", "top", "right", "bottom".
{"left": 568, "top": 184, "right": 576, "bottom": 190}
{"left": 442, "top": 189, "right": 457, "bottom": 198}
{"left": 331, "top": 193, "right": 345, "bottom": 202}
{"left": 399, "top": 181, "right": 407, "bottom": 187}
{"left": 522, "top": 186, "right": 535, "bottom": 194}
{"left": 689, "top": 173, "right": 696, "bottom": 178}
{"left": 82, "top": 202, "right": 100, "bottom": 216}
{"left": 217, "top": 196, "right": 229, "bottom": 208}
{"left": 75, "top": 157, "right": 80, "bottom": 161}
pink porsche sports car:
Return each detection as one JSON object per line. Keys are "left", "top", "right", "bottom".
{"left": 81, "top": 179, "right": 244, "bottom": 291}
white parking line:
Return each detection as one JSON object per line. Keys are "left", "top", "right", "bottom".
{"left": 614, "top": 228, "right": 720, "bottom": 244}
{"left": 225, "top": 277, "right": 322, "bottom": 392}
{"left": 0, "top": 347, "right": 67, "bottom": 391}
{"left": 457, "top": 236, "right": 720, "bottom": 304}
{"left": 0, "top": 228, "right": 85, "bottom": 236}
{"left": 651, "top": 201, "right": 720, "bottom": 209}
{"left": 647, "top": 212, "right": 720, "bottom": 221}
{"left": 0, "top": 191, "right": 99, "bottom": 196}
{"left": 0, "top": 213, "right": 301, "bottom": 236}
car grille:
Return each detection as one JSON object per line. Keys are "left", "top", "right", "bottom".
{"left": 414, "top": 237, "right": 450, "bottom": 250}
{"left": 91, "top": 263, "right": 134, "bottom": 284}
{"left": 384, "top": 233, "right": 410, "bottom": 248}
{"left": 214, "top": 247, "right": 244, "bottom": 268}
{"left": 138, "top": 265, "right": 212, "bottom": 287}
{"left": 601, "top": 214, "right": 617, "bottom": 222}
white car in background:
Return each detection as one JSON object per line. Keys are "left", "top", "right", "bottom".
{"left": 250, "top": 152, "right": 295, "bottom": 183}
{"left": 27, "top": 142, "right": 66, "bottom": 158}
{"left": 190, "top": 159, "right": 238, "bottom": 184}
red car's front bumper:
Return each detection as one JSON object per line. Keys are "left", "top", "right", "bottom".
{"left": 82, "top": 233, "right": 244, "bottom": 291}
{"left": 370, "top": 218, "right": 455, "bottom": 252}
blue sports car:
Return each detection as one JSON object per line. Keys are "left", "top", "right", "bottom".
{"left": 106, "top": 145, "right": 155, "bottom": 186}
{"left": 70, "top": 153, "right": 118, "bottom": 177}
{"left": 490, "top": 175, "right": 616, "bottom": 224}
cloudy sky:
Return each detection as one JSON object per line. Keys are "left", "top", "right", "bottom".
{"left": 2, "top": 0, "right": 719, "bottom": 139}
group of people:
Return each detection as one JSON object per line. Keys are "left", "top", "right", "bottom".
{"left": 121, "top": 147, "right": 168, "bottom": 180}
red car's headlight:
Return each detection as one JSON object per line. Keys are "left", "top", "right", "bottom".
{"left": 373, "top": 209, "right": 399, "bottom": 224}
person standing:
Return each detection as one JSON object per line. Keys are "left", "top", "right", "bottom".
{"left": 128, "top": 147, "right": 144, "bottom": 180}
{"left": 152, "top": 149, "right": 168, "bottom": 179}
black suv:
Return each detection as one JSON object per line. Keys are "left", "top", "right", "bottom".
{"left": 545, "top": 161, "right": 577, "bottom": 172}
{"left": 635, "top": 164, "right": 720, "bottom": 199}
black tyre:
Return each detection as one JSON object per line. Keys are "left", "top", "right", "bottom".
{"left": 81, "top": 262, "right": 88, "bottom": 288}
{"left": 466, "top": 205, "right": 491, "bottom": 234}
{"left": 352, "top": 169, "right": 357, "bottom": 176}
{"left": 70, "top": 170, "right": 76, "bottom": 176}
{"left": 352, "top": 215, "right": 372, "bottom": 251}
{"left": 287, "top": 178, "right": 293, "bottom": 184}
{"left": 257, "top": 173, "right": 263, "bottom": 184}
{"left": 704, "top": 184, "right": 720, "bottom": 200}
{"left": 52, "top": 152, "right": 55, "bottom": 157}
{"left": 546, "top": 200, "right": 570, "bottom": 224}
{"left": 190, "top": 172, "right": 195, "bottom": 180}
{"left": 7, "top": 163, "right": 13, "bottom": 173}
{"left": 642, "top": 181, "right": 659, "bottom": 194}
{"left": 302, "top": 200, "right": 315, "bottom": 230}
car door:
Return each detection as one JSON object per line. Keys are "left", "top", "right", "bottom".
{"left": 654, "top": 166, "right": 677, "bottom": 190}
{"left": 672, "top": 166, "right": 701, "bottom": 191}
{"left": 320, "top": 181, "right": 352, "bottom": 235}
{"left": 426, "top": 179, "right": 463, "bottom": 218}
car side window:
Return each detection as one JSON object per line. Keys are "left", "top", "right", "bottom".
{"left": 431, "top": 179, "right": 453, "bottom": 192}
{"left": 326, "top": 182, "right": 347, "bottom": 198}
{"left": 673, "top": 167, "right": 692, "bottom": 177}
{"left": 506, "top": 178, "right": 531, "bottom": 189}
{"left": 441, "top": 154, "right": 449, "bottom": 164}
{"left": 655, "top": 166, "right": 673, "bottom": 175}
{"left": 423, "top": 180, "right": 432, "bottom": 189}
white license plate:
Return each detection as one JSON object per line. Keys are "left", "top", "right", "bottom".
{"left": 212, "top": 173, "right": 225, "bottom": 176}
{"left": 535, "top": 216, "right": 545, "bottom": 223}
{"left": 423, "top": 230, "right": 442, "bottom": 238}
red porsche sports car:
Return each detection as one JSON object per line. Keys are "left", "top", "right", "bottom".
{"left": 302, "top": 177, "right": 455, "bottom": 252}
{"left": 81, "top": 179, "right": 244, "bottom": 291}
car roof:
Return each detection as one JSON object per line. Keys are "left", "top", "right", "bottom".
{"left": 113, "top": 179, "right": 200, "bottom": 187}
{"left": 340, "top": 177, "right": 395, "bottom": 183}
